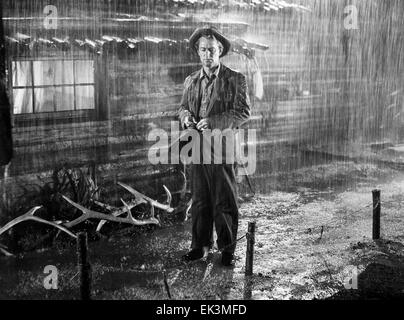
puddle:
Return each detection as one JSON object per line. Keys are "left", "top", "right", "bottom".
{"left": 1, "top": 161, "right": 404, "bottom": 299}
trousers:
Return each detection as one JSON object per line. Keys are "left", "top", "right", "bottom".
{"left": 190, "top": 163, "right": 239, "bottom": 254}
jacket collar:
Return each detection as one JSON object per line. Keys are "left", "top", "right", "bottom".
{"left": 188, "top": 64, "right": 228, "bottom": 118}
{"left": 199, "top": 63, "right": 221, "bottom": 80}
{"left": 190, "top": 63, "right": 227, "bottom": 83}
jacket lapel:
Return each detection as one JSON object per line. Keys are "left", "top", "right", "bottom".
{"left": 194, "top": 77, "right": 202, "bottom": 116}
{"left": 188, "top": 73, "right": 201, "bottom": 116}
{"left": 205, "top": 65, "right": 226, "bottom": 117}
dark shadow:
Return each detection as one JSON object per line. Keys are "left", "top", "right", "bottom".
{"left": 163, "top": 251, "right": 237, "bottom": 299}
{"left": 243, "top": 276, "right": 253, "bottom": 300}
{"left": 327, "top": 240, "right": 404, "bottom": 300}
{"left": 93, "top": 251, "right": 236, "bottom": 299}
{"left": 96, "top": 270, "right": 158, "bottom": 291}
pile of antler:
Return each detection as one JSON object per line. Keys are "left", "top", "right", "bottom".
{"left": 0, "top": 176, "right": 192, "bottom": 257}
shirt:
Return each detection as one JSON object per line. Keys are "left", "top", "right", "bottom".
{"left": 198, "top": 64, "right": 220, "bottom": 118}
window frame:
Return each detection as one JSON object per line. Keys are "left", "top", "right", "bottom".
{"left": 11, "top": 57, "right": 96, "bottom": 115}
{"left": 7, "top": 54, "right": 103, "bottom": 127}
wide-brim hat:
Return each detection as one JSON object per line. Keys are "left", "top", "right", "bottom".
{"left": 189, "top": 26, "right": 231, "bottom": 58}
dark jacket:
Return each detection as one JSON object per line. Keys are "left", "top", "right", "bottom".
{"left": 178, "top": 64, "right": 251, "bottom": 164}
{"left": 178, "top": 64, "right": 251, "bottom": 130}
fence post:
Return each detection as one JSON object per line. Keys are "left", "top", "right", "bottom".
{"left": 372, "top": 189, "right": 381, "bottom": 240}
{"left": 77, "top": 232, "right": 91, "bottom": 300}
{"left": 163, "top": 270, "right": 172, "bottom": 299}
{"left": 245, "top": 221, "right": 256, "bottom": 276}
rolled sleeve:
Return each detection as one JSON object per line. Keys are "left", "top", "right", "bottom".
{"left": 178, "top": 76, "right": 195, "bottom": 129}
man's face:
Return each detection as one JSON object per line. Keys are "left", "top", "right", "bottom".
{"left": 197, "top": 37, "right": 222, "bottom": 69}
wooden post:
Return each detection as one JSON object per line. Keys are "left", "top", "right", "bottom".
{"left": 0, "top": 4, "right": 14, "bottom": 167}
{"left": 90, "top": 161, "right": 99, "bottom": 200}
{"left": 245, "top": 221, "right": 256, "bottom": 276}
{"left": 163, "top": 271, "right": 172, "bottom": 299}
{"left": 77, "top": 232, "right": 91, "bottom": 300}
{"left": 243, "top": 277, "right": 252, "bottom": 300}
{"left": 372, "top": 189, "right": 381, "bottom": 240}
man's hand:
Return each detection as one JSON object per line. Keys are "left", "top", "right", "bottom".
{"left": 184, "top": 116, "right": 197, "bottom": 129}
{"left": 196, "top": 118, "right": 211, "bottom": 131}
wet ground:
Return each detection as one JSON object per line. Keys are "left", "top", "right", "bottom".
{"left": 1, "top": 159, "right": 404, "bottom": 300}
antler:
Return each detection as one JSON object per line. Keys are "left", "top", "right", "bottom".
{"left": 120, "top": 198, "right": 160, "bottom": 226}
{"left": 184, "top": 199, "right": 192, "bottom": 222}
{"left": 0, "top": 244, "right": 14, "bottom": 257}
{"left": 163, "top": 185, "right": 172, "bottom": 207}
{"left": 94, "top": 182, "right": 169, "bottom": 232}
{"left": 117, "top": 182, "right": 174, "bottom": 213}
{"left": 1, "top": 177, "right": 178, "bottom": 256}
{"left": 62, "top": 195, "right": 160, "bottom": 228}
{"left": 0, "top": 206, "right": 77, "bottom": 239}
{"left": 93, "top": 199, "right": 144, "bottom": 232}
{"left": 170, "top": 171, "right": 188, "bottom": 198}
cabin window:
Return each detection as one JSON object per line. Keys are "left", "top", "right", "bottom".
{"left": 11, "top": 59, "right": 95, "bottom": 114}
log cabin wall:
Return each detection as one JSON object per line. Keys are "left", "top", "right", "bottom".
{"left": 1, "top": 0, "right": 403, "bottom": 207}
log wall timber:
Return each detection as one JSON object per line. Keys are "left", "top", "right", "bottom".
{"left": 2, "top": 0, "right": 404, "bottom": 206}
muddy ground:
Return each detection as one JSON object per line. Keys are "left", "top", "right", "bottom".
{"left": 1, "top": 159, "right": 404, "bottom": 300}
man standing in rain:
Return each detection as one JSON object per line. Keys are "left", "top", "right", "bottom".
{"left": 178, "top": 26, "right": 251, "bottom": 266}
